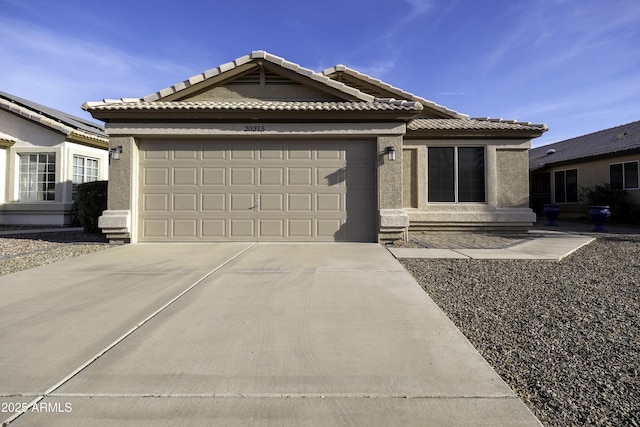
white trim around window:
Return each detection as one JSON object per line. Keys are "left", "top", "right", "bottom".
{"left": 19, "top": 152, "right": 57, "bottom": 202}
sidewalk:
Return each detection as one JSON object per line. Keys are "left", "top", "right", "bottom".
{"left": 387, "top": 219, "right": 639, "bottom": 260}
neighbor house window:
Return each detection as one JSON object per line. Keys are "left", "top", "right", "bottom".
{"left": 428, "top": 147, "right": 485, "bottom": 202}
{"left": 72, "top": 155, "right": 99, "bottom": 199}
{"left": 554, "top": 169, "right": 578, "bottom": 203}
{"left": 610, "top": 161, "right": 639, "bottom": 190}
{"left": 19, "top": 153, "right": 56, "bottom": 201}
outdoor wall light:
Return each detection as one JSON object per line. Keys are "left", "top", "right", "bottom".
{"left": 386, "top": 146, "right": 396, "bottom": 161}
{"left": 110, "top": 146, "right": 123, "bottom": 160}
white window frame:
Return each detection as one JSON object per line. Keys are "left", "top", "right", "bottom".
{"left": 72, "top": 155, "right": 100, "bottom": 199}
{"left": 19, "top": 152, "right": 56, "bottom": 202}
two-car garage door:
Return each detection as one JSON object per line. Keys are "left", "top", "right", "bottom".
{"left": 138, "top": 139, "right": 376, "bottom": 242}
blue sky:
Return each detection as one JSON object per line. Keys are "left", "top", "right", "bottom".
{"left": 1, "top": 0, "right": 639, "bottom": 147}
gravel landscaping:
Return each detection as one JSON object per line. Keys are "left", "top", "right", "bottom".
{"left": 0, "top": 230, "right": 113, "bottom": 276}
{"left": 400, "top": 235, "right": 640, "bottom": 427}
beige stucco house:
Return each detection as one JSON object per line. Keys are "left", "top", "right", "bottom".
{"left": 84, "top": 51, "right": 546, "bottom": 243}
{"left": 530, "top": 120, "right": 640, "bottom": 217}
{"left": 0, "top": 91, "right": 109, "bottom": 225}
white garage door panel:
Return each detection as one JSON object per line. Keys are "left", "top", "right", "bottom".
{"left": 138, "top": 140, "right": 375, "bottom": 242}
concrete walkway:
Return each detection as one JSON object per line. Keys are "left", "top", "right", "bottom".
{"left": 388, "top": 230, "right": 595, "bottom": 260}
{"left": 0, "top": 243, "right": 541, "bottom": 426}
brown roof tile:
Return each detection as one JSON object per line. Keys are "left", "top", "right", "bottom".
{"left": 408, "top": 118, "right": 547, "bottom": 131}
{"left": 84, "top": 99, "right": 423, "bottom": 112}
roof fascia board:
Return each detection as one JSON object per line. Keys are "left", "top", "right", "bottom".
{"left": 67, "top": 132, "right": 109, "bottom": 149}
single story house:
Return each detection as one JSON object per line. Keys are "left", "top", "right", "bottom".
{"left": 0, "top": 91, "right": 109, "bottom": 225}
{"left": 84, "top": 51, "right": 547, "bottom": 243}
{"left": 529, "top": 120, "right": 640, "bottom": 216}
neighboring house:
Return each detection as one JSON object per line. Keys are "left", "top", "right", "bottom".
{"left": 84, "top": 51, "right": 547, "bottom": 243}
{"left": 529, "top": 120, "right": 640, "bottom": 217}
{"left": 0, "top": 91, "right": 109, "bottom": 225}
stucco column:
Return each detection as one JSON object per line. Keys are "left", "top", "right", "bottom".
{"left": 377, "top": 135, "right": 409, "bottom": 241}
{"left": 98, "top": 136, "right": 135, "bottom": 243}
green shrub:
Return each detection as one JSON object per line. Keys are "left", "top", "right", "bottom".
{"left": 580, "top": 184, "right": 639, "bottom": 225}
{"left": 73, "top": 181, "right": 108, "bottom": 233}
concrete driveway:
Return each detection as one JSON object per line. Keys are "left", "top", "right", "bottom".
{"left": 0, "top": 243, "right": 541, "bottom": 426}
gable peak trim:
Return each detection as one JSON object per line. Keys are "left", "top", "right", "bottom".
{"left": 140, "top": 51, "right": 376, "bottom": 104}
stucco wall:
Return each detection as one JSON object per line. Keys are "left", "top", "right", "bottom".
{"left": 496, "top": 148, "right": 530, "bottom": 208}
{"left": 402, "top": 138, "right": 535, "bottom": 230}
{"left": 538, "top": 152, "right": 640, "bottom": 215}
{"left": 0, "top": 110, "right": 65, "bottom": 148}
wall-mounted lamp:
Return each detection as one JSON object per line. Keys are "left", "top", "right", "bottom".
{"left": 386, "top": 146, "right": 396, "bottom": 161}
{"left": 110, "top": 146, "right": 123, "bottom": 160}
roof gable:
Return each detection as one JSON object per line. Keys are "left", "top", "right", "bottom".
{"left": 142, "top": 51, "right": 376, "bottom": 103}
{"left": 530, "top": 120, "right": 640, "bottom": 170}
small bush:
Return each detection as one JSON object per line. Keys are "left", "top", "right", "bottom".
{"left": 74, "top": 181, "right": 108, "bottom": 233}
{"left": 580, "top": 184, "right": 639, "bottom": 225}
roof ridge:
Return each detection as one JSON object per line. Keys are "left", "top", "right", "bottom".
{"left": 139, "top": 51, "right": 376, "bottom": 103}
{"left": 321, "top": 64, "right": 468, "bottom": 119}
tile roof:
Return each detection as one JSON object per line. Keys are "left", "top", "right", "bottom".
{"left": 0, "top": 131, "right": 17, "bottom": 146}
{"left": 83, "top": 99, "right": 423, "bottom": 112}
{"left": 408, "top": 118, "right": 548, "bottom": 132}
{"left": 322, "top": 65, "right": 468, "bottom": 119}
{"left": 529, "top": 120, "right": 640, "bottom": 171}
{"left": 0, "top": 91, "right": 108, "bottom": 144}
{"left": 83, "top": 50, "right": 546, "bottom": 139}
{"left": 141, "top": 51, "right": 376, "bottom": 103}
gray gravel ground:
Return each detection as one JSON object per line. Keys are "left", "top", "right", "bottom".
{"left": 0, "top": 230, "right": 113, "bottom": 276}
{"left": 400, "top": 235, "right": 640, "bottom": 427}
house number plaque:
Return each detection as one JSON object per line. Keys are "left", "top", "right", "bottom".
{"left": 243, "top": 125, "right": 266, "bottom": 132}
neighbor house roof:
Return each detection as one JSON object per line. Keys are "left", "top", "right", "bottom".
{"left": 530, "top": 120, "right": 640, "bottom": 172}
{"left": 0, "top": 91, "right": 108, "bottom": 148}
